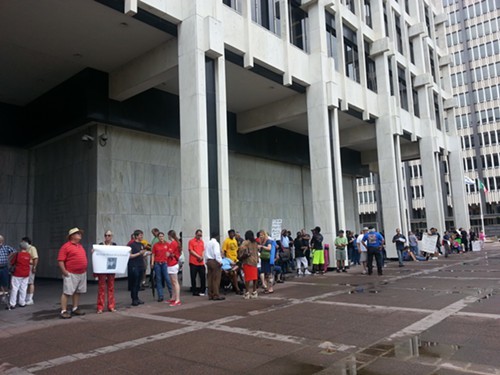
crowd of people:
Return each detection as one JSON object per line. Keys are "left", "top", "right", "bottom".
{"left": 0, "top": 224, "right": 486, "bottom": 318}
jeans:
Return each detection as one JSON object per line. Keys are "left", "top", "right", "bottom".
{"left": 154, "top": 263, "right": 172, "bottom": 299}
{"left": 189, "top": 264, "right": 206, "bottom": 295}
{"left": 367, "top": 247, "right": 383, "bottom": 275}
{"left": 128, "top": 266, "right": 143, "bottom": 303}
{"left": 396, "top": 247, "right": 404, "bottom": 265}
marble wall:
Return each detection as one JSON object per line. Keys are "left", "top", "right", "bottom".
{"left": 0, "top": 146, "right": 30, "bottom": 248}
{"left": 228, "top": 153, "right": 313, "bottom": 236}
{"left": 32, "top": 130, "right": 97, "bottom": 278}
{"left": 95, "top": 126, "right": 182, "bottom": 246}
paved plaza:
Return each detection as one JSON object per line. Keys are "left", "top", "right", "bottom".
{"left": 1, "top": 242, "right": 500, "bottom": 374}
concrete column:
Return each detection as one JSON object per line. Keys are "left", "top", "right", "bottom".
{"left": 448, "top": 149, "right": 470, "bottom": 228}
{"left": 178, "top": 13, "right": 211, "bottom": 287}
{"left": 306, "top": 2, "right": 336, "bottom": 256}
{"left": 420, "top": 138, "right": 445, "bottom": 232}
{"left": 394, "top": 135, "right": 409, "bottom": 236}
{"left": 331, "top": 107, "right": 345, "bottom": 231}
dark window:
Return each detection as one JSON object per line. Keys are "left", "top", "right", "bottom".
{"left": 252, "top": 0, "right": 280, "bottom": 34}
{"left": 344, "top": 25, "right": 360, "bottom": 82}
{"left": 325, "top": 11, "right": 338, "bottom": 70}
{"left": 425, "top": 6, "right": 431, "bottom": 36}
{"left": 409, "top": 41, "right": 415, "bottom": 64}
{"left": 364, "top": 0, "right": 372, "bottom": 28}
{"left": 388, "top": 57, "right": 394, "bottom": 95}
{"left": 395, "top": 15, "right": 403, "bottom": 53}
{"left": 429, "top": 48, "right": 436, "bottom": 82}
{"left": 365, "top": 41, "right": 377, "bottom": 92}
{"left": 345, "top": 0, "right": 355, "bottom": 13}
{"left": 404, "top": 0, "right": 410, "bottom": 14}
{"left": 434, "top": 93, "right": 441, "bottom": 130}
{"left": 289, "top": 0, "right": 308, "bottom": 51}
{"left": 398, "top": 66, "right": 408, "bottom": 110}
{"left": 383, "top": 2, "right": 389, "bottom": 37}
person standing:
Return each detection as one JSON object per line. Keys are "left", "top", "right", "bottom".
{"left": 392, "top": 228, "right": 407, "bottom": 267}
{"left": 205, "top": 232, "right": 225, "bottom": 301}
{"left": 258, "top": 231, "right": 275, "bottom": 293}
{"left": 167, "top": 230, "right": 182, "bottom": 306}
{"left": 356, "top": 227, "right": 369, "bottom": 274}
{"left": 238, "top": 230, "right": 260, "bottom": 299}
{"left": 334, "top": 230, "right": 348, "bottom": 273}
{"left": 151, "top": 232, "right": 173, "bottom": 302}
{"left": 310, "top": 226, "right": 324, "bottom": 274}
{"left": 94, "top": 230, "right": 117, "bottom": 313}
{"left": 294, "top": 232, "right": 309, "bottom": 276}
{"left": 222, "top": 229, "right": 243, "bottom": 295}
{"left": 128, "top": 230, "right": 147, "bottom": 306}
{"left": 479, "top": 230, "right": 486, "bottom": 249}
{"left": 20, "top": 237, "right": 38, "bottom": 306}
{"left": 362, "top": 227, "right": 385, "bottom": 276}
{"left": 460, "top": 228, "right": 469, "bottom": 252}
{"left": 0, "top": 235, "right": 16, "bottom": 297}
{"left": 188, "top": 229, "right": 206, "bottom": 296}
{"left": 7, "top": 242, "right": 31, "bottom": 309}
{"left": 57, "top": 228, "right": 88, "bottom": 319}
{"left": 408, "top": 231, "right": 419, "bottom": 255}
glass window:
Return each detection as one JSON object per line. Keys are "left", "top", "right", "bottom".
{"left": 252, "top": 0, "right": 281, "bottom": 35}
{"left": 365, "top": 41, "right": 377, "bottom": 92}
{"left": 395, "top": 14, "right": 403, "bottom": 54}
{"left": 388, "top": 57, "right": 394, "bottom": 96}
{"left": 325, "top": 11, "right": 338, "bottom": 70}
{"left": 409, "top": 41, "right": 415, "bottom": 64}
{"left": 398, "top": 66, "right": 408, "bottom": 110}
{"left": 434, "top": 93, "right": 441, "bottom": 130}
{"left": 383, "top": 2, "right": 389, "bottom": 37}
{"left": 289, "top": 0, "right": 308, "bottom": 51}
{"left": 344, "top": 25, "right": 360, "bottom": 83}
{"left": 429, "top": 48, "right": 436, "bottom": 82}
{"left": 345, "top": 0, "right": 355, "bottom": 13}
{"left": 364, "top": 0, "right": 372, "bottom": 28}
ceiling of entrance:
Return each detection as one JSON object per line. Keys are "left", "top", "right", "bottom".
{"left": 0, "top": 0, "right": 172, "bottom": 106}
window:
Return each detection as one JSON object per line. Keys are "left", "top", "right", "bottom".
{"left": 289, "top": 0, "right": 308, "bottom": 51}
{"left": 395, "top": 14, "right": 403, "bottom": 54}
{"left": 398, "top": 66, "right": 408, "bottom": 110}
{"left": 409, "top": 41, "right": 415, "bottom": 64}
{"left": 434, "top": 93, "right": 441, "bottom": 130}
{"left": 345, "top": 0, "right": 355, "bottom": 13}
{"left": 365, "top": 41, "right": 377, "bottom": 92}
{"left": 429, "top": 48, "right": 436, "bottom": 82}
{"left": 364, "top": 0, "right": 372, "bottom": 28}
{"left": 412, "top": 79, "right": 419, "bottom": 117}
{"left": 325, "top": 12, "right": 338, "bottom": 70}
{"left": 425, "top": 6, "right": 432, "bottom": 36}
{"left": 252, "top": 0, "right": 281, "bottom": 35}
{"left": 344, "top": 25, "right": 360, "bottom": 83}
{"left": 383, "top": 2, "right": 389, "bottom": 37}
{"left": 388, "top": 57, "right": 394, "bottom": 96}
{"left": 223, "top": 0, "right": 242, "bottom": 12}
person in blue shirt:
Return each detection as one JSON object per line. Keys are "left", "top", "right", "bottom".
{"left": 362, "top": 227, "right": 385, "bottom": 276}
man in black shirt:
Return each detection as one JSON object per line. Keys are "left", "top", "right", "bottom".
{"left": 128, "top": 230, "right": 147, "bottom": 306}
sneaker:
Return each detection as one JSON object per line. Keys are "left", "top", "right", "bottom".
{"left": 25, "top": 300, "right": 34, "bottom": 306}
{"left": 72, "top": 308, "right": 85, "bottom": 316}
{"left": 97, "top": 310, "right": 103, "bottom": 314}
{"left": 6, "top": 305, "right": 15, "bottom": 310}
{"left": 157, "top": 297, "right": 164, "bottom": 302}
{"left": 198, "top": 293, "right": 205, "bottom": 297}
{"left": 169, "top": 301, "right": 182, "bottom": 307}
{"left": 60, "top": 311, "right": 71, "bottom": 319}
{"left": 362, "top": 270, "right": 367, "bottom": 275}
{"left": 166, "top": 299, "right": 175, "bottom": 303}
{"left": 244, "top": 292, "right": 250, "bottom": 300}
{"left": 304, "top": 270, "right": 312, "bottom": 275}
{"left": 250, "top": 291, "right": 258, "bottom": 299}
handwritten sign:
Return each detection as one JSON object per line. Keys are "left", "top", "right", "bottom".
{"left": 419, "top": 234, "right": 438, "bottom": 254}
{"left": 471, "top": 241, "right": 481, "bottom": 251}
{"left": 92, "top": 245, "right": 131, "bottom": 274}
{"left": 271, "top": 219, "right": 282, "bottom": 241}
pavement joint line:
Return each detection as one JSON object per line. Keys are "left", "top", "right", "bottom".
{"left": 24, "top": 325, "right": 203, "bottom": 373}
{"left": 387, "top": 293, "right": 490, "bottom": 341}
{"left": 455, "top": 311, "right": 500, "bottom": 320}
{"left": 313, "top": 300, "right": 436, "bottom": 314}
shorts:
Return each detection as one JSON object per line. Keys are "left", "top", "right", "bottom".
{"left": 168, "top": 264, "right": 179, "bottom": 275}
{"left": 312, "top": 249, "right": 325, "bottom": 265}
{"left": 360, "top": 252, "right": 367, "bottom": 262}
{"left": 243, "top": 264, "right": 258, "bottom": 281}
{"left": 260, "top": 260, "right": 273, "bottom": 275}
{"left": 28, "top": 266, "right": 36, "bottom": 284}
{"left": 335, "top": 249, "right": 347, "bottom": 261}
{"left": 63, "top": 272, "right": 87, "bottom": 295}
{"left": 0, "top": 267, "right": 9, "bottom": 288}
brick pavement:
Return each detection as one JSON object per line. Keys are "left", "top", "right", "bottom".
{"left": 1, "top": 242, "right": 500, "bottom": 374}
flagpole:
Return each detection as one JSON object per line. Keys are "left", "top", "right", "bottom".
{"left": 479, "top": 196, "right": 485, "bottom": 234}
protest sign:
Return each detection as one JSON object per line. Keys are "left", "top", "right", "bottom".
{"left": 419, "top": 234, "right": 438, "bottom": 254}
{"left": 271, "top": 219, "right": 282, "bottom": 241}
{"left": 472, "top": 241, "right": 481, "bottom": 251}
{"left": 92, "top": 245, "right": 130, "bottom": 274}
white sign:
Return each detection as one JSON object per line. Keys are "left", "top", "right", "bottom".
{"left": 419, "top": 234, "right": 438, "bottom": 254}
{"left": 472, "top": 241, "right": 481, "bottom": 251}
{"left": 92, "top": 245, "right": 131, "bottom": 274}
{"left": 271, "top": 219, "right": 282, "bottom": 241}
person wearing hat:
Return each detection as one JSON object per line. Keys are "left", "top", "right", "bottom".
{"left": 310, "top": 226, "right": 324, "bottom": 274}
{"left": 57, "top": 227, "right": 88, "bottom": 319}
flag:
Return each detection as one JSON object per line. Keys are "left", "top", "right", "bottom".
{"left": 464, "top": 176, "right": 475, "bottom": 185}
{"left": 477, "top": 179, "right": 488, "bottom": 193}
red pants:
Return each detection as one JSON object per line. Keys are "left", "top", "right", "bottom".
{"left": 96, "top": 274, "right": 115, "bottom": 311}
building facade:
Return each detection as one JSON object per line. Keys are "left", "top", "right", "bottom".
{"left": 0, "top": 0, "right": 468, "bottom": 279}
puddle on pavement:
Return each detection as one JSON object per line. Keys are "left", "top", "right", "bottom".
{"left": 328, "top": 336, "right": 462, "bottom": 374}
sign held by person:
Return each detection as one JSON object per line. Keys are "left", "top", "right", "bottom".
{"left": 419, "top": 234, "right": 438, "bottom": 254}
{"left": 92, "top": 245, "right": 131, "bottom": 274}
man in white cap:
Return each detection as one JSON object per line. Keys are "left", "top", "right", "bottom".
{"left": 57, "top": 228, "right": 88, "bottom": 319}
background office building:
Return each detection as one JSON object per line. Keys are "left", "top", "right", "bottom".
{"left": 0, "top": 0, "right": 467, "bottom": 278}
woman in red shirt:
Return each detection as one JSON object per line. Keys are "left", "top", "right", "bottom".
{"left": 9, "top": 242, "right": 31, "bottom": 309}
{"left": 167, "top": 230, "right": 181, "bottom": 306}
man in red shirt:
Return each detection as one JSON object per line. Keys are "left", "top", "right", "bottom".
{"left": 188, "top": 229, "right": 206, "bottom": 296}
{"left": 57, "top": 227, "right": 88, "bottom": 319}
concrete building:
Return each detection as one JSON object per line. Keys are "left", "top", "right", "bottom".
{"left": 0, "top": 0, "right": 467, "bottom": 279}
{"left": 443, "top": 0, "right": 500, "bottom": 231}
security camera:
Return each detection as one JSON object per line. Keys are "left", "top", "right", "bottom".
{"left": 81, "top": 134, "right": 94, "bottom": 142}
{"left": 99, "top": 133, "right": 108, "bottom": 142}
